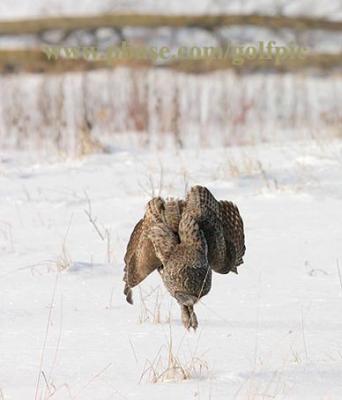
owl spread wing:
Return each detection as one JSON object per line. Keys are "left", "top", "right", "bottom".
{"left": 123, "top": 197, "right": 184, "bottom": 304}
{"left": 219, "top": 200, "right": 246, "bottom": 270}
{"left": 183, "top": 186, "right": 245, "bottom": 274}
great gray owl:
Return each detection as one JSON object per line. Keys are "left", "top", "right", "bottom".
{"left": 123, "top": 185, "right": 245, "bottom": 330}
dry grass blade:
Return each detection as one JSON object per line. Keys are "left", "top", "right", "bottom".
{"left": 34, "top": 272, "right": 59, "bottom": 400}
{"left": 138, "top": 286, "right": 170, "bottom": 325}
{"left": 56, "top": 243, "right": 72, "bottom": 271}
{"left": 337, "top": 259, "right": 342, "bottom": 293}
{"left": 84, "top": 191, "right": 105, "bottom": 241}
{"left": 83, "top": 191, "right": 113, "bottom": 263}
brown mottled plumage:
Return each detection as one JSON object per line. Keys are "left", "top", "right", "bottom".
{"left": 123, "top": 185, "right": 245, "bottom": 330}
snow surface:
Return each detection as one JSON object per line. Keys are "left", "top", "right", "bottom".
{"left": 1, "top": 140, "right": 342, "bottom": 399}
{"left": 0, "top": 0, "right": 341, "bottom": 20}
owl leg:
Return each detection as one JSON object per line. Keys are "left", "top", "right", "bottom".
{"left": 180, "top": 305, "right": 198, "bottom": 330}
{"left": 180, "top": 305, "right": 191, "bottom": 330}
{"left": 188, "top": 305, "right": 198, "bottom": 330}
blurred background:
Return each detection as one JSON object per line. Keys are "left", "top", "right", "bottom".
{"left": 0, "top": 0, "right": 341, "bottom": 156}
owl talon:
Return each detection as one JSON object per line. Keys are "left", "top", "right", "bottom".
{"left": 124, "top": 285, "right": 133, "bottom": 305}
{"left": 190, "top": 310, "right": 198, "bottom": 330}
{"left": 181, "top": 305, "right": 191, "bottom": 330}
{"left": 181, "top": 305, "right": 198, "bottom": 330}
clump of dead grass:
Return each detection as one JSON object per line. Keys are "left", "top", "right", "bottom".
{"left": 140, "top": 326, "right": 209, "bottom": 384}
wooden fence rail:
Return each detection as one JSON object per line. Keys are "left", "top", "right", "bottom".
{"left": 0, "top": 13, "right": 341, "bottom": 35}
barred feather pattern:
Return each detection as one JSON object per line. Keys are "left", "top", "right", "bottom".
{"left": 123, "top": 197, "right": 184, "bottom": 304}
{"left": 183, "top": 186, "right": 245, "bottom": 274}
{"left": 219, "top": 200, "right": 246, "bottom": 268}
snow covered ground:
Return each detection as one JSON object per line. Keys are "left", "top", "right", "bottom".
{"left": 1, "top": 139, "right": 342, "bottom": 399}
{"left": 0, "top": 0, "right": 341, "bottom": 19}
